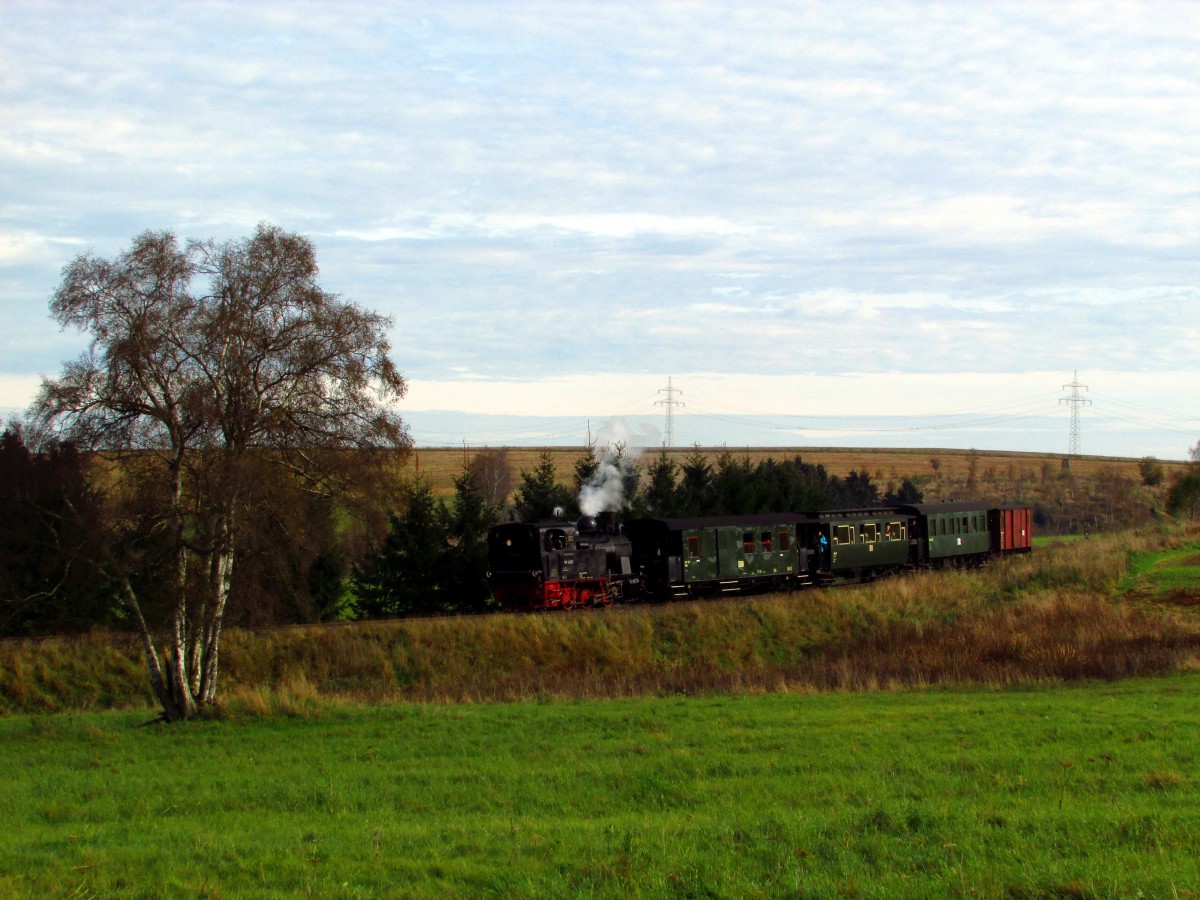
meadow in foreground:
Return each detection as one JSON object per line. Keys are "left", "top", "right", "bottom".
{"left": 2, "top": 675, "right": 1197, "bottom": 898}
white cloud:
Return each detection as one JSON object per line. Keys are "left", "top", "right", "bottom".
{"left": 0, "top": 231, "right": 85, "bottom": 265}
{"left": 336, "top": 212, "right": 753, "bottom": 242}
{"left": 0, "top": 376, "right": 41, "bottom": 410}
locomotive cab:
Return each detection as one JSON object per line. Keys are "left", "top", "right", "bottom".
{"left": 487, "top": 523, "right": 547, "bottom": 609}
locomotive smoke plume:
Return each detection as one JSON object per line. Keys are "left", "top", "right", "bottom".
{"left": 579, "top": 418, "right": 659, "bottom": 516}
{"left": 579, "top": 454, "right": 634, "bottom": 516}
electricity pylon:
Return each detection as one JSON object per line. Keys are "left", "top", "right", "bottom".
{"left": 655, "top": 378, "right": 684, "bottom": 448}
{"left": 1060, "top": 371, "right": 1091, "bottom": 456}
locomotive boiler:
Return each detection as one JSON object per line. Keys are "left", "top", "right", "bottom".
{"left": 487, "top": 512, "right": 640, "bottom": 610}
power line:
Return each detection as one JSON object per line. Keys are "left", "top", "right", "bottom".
{"left": 655, "top": 377, "right": 685, "bottom": 447}
{"left": 1060, "top": 371, "right": 1092, "bottom": 456}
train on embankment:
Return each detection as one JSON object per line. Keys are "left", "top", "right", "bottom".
{"left": 487, "top": 502, "right": 1032, "bottom": 610}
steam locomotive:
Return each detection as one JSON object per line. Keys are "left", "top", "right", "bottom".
{"left": 487, "top": 502, "right": 1032, "bottom": 611}
{"left": 488, "top": 512, "right": 641, "bottom": 610}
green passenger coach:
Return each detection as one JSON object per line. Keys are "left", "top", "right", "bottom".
{"left": 811, "top": 508, "right": 917, "bottom": 583}
{"left": 897, "top": 501, "right": 993, "bottom": 568}
{"left": 625, "top": 515, "right": 812, "bottom": 600}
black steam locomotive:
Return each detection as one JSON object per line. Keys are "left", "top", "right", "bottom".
{"left": 488, "top": 512, "right": 640, "bottom": 610}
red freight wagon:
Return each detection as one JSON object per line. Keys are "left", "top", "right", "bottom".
{"left": 988, "top": 506, "right": 1032, "bottom": 554}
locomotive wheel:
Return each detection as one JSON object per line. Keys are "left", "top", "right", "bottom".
{"left": 598, "top": 589, "right": 613, "bottom": 608}
{"left": 560, "top": 588, "right": 576, "bottom": 611}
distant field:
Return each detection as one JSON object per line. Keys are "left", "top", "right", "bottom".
{"left": 405, "top": 445, "right": 1185, "bottom": 499}
{"left": 3, "top": 677, "right": 1197, "bottom": 897}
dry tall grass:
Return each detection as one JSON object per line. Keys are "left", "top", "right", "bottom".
{"left": 4, "top": 526, "right": 1198, "bottom": 715}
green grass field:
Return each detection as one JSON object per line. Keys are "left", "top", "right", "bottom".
{"left": 1122, "top": 542, "right": 1200, "bottom": 607}
{"left": 3, "top": 675, "right": 1198, "bottom": 898}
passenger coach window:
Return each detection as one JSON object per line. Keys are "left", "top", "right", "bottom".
{"left": 760, "top": 532, "right": 772, "bottom": 551}
{"left": 687, "top": 535, "right": 701, "bottom": 558}
{"left": 743, "top": 533, "right": 755, "bottom": 552}
{"left": 860, "top": 523, "right": 879, "bottom": 543}
{"left": 834, "top": 525, "right": 853, "bottom": 545}
{"left": 778, "top": 531, "right": 791, "bottom": 552}
{"left": 886, "top": 522, "right": 904, "bottom": 541}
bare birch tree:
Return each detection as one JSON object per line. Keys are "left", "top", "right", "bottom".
{"left": 33, "top": 224, "right": 410, "bottom": 721}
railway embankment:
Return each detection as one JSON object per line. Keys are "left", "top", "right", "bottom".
{"left": 3, "top": 524, "right": 1199, "bottom": 716}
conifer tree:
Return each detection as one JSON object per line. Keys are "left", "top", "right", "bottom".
{"left": 442, "top": 468, "right": 500, "bottom": 612}
{"left": 351, "top": 479, "right": 448, "bottom": 618}
{"left": 638, "top": 447, "right": 679, "bottom": 516}
{"left": 514, "top": 451, "right": 575, "bottom": 521}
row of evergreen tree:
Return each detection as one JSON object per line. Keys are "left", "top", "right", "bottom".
{"left": 512, "top": 446, "right": 925, "bottom": 522}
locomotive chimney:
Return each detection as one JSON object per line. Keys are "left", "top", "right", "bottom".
{"left": 597, "top": 510, "right": 618, "bottom": 533}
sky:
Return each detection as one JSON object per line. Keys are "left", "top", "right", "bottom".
{"left": 2, "top": 1, "right": 1198, "bottom": 459}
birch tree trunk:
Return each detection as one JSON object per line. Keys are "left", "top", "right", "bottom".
{"left": 198, "top": 511, "right": 234, "bottom": 705}
{"left": 116, "top": 573, "right": 186, "bottom": 722}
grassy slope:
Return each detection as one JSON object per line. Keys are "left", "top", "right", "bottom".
{"left": 3, "top": 527, "right": 1199, "bottom": 715}
{"left": 1, "top": 677, "right": 1197, "bottom": 897}
{"left": 1121, "top": 542, "right": 1200, "bottom": 605}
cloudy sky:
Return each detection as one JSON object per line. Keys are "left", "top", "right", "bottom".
{"left": 2, "top": 1, "right": 1198, "bottom": 458}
